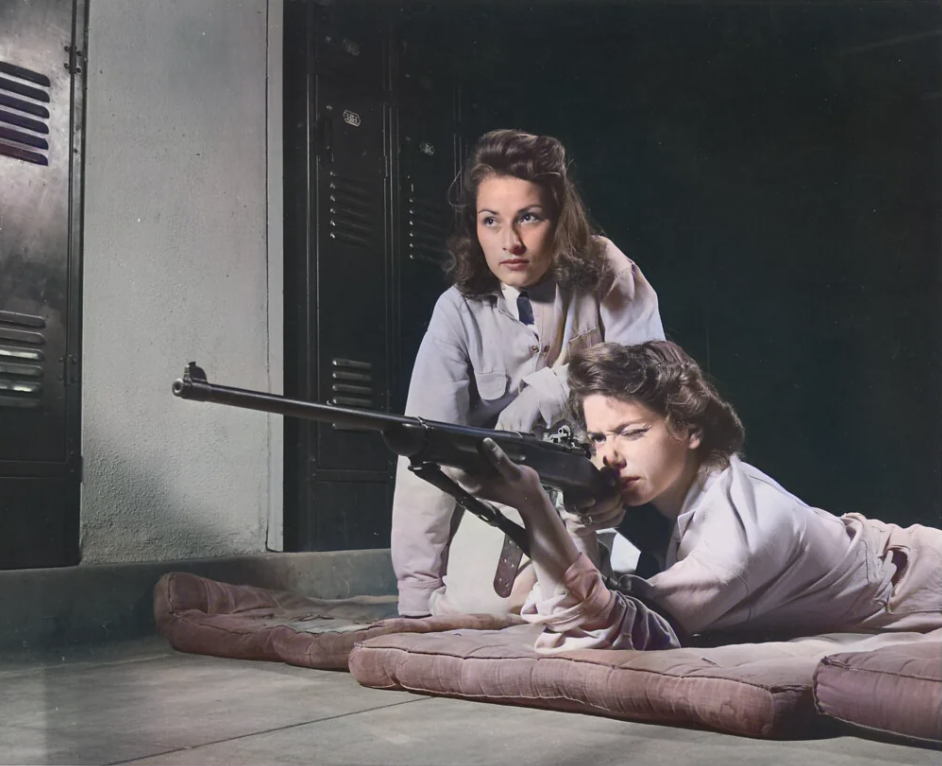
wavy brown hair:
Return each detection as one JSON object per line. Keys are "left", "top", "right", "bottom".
{"left": 444, "top": 129, "right": 609, "bottom": 296}
{"left": 568, "top": 341, "right": 745, "bottom": 470}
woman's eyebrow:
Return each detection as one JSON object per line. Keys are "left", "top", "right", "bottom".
{"left": 587, "top": 420, "right": 646, "bottom": 437}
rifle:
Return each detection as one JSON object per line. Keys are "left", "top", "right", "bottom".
{"left": 171, "top": 362, "right": 611, "bottom": 596}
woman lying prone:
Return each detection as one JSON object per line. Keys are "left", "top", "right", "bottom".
{"left": 459, "top": 340, "right": 942, "bottom": 652}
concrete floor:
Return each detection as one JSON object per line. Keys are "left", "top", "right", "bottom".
{"left": 0, "top": 637, "right": 938, "bottom": 766}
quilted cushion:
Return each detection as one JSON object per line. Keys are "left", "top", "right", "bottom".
{"left": 813, "top": 629, "right": 942, "bottom": 744}
{"left": 349, "top": 623, "right": 937, "bottom": 739}
{"left": 155, "top": 571, "right": 520, "bottom": 670}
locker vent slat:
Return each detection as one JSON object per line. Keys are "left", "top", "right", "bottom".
{"left": 330, "top": 358, "right": 376, "bottom": 429}
{"left": 0, "top": 310, "right": 47, "bottom": 409}
{"left": 0, "top": 60, "right": 52, "bottom": 166}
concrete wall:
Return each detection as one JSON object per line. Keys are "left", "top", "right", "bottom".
{"left": 81, "top": 0, "right": 281, "bottom": 563}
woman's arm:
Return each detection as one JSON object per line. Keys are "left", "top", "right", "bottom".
{"left": 458, "top": 438, "right": 581, "bottom": 599}
{"left": 390, "top": 297, "right": 473, "bottom": 616}
{"left": 644, "top": 465, "right": 804, "bottom": 635}
{"left": 500, "top": 239, "right": 666, "bottom": 433}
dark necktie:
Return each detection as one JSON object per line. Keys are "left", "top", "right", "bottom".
{"left": 517, "top": 290, "right": 535, "bottom": 326}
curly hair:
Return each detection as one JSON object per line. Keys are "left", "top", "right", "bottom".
{"left": 444, "top": 129, "right": 610, "bottom": 296}
{"left": 567, "top": 341, "right": 745, "bottom": 470}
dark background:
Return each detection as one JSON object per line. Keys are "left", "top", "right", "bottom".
{"left": 5, "top": 1, "right": 936, "bottom": 568}
{"left": 407, "top": 1, "right": 942, "bottom": 526}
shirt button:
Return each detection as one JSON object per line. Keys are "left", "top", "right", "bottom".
{"left": 542, "top": 345, "right": 550, "bottom": 353}
{"left": 529, "top": 345, "right": 539, "bottom": 354}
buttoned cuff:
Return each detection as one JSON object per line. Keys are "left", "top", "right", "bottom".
{"left": 520, "top": 553, "right": 616, "bottom": 632}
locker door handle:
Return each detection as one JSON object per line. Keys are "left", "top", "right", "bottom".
{"left": 317, "top": 113, "right": 334, "bottom": 164}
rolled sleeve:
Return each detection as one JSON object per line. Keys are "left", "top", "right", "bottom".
{"left": 521, "top": 553, "right": 681, "bottom": 653}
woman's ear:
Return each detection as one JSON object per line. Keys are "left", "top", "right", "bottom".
{"left": 686, "top": 427, "right": 702, "bottom": 451}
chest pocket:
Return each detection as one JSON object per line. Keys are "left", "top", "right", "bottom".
{"left": 473, "top": 370, "right": 509, "bottom": 403}
{"left": 567, "top": 328, "right": 602, "bottom": 357}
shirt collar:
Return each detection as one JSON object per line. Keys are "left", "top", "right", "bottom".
{"left": 491, "top": 276, "right": 556, "bottom": 303}
{"left": 500, "top": 282, "right": 522, "bottom": 303}
{"left": 674, "top": 462, "right": 726, "bottom": 539}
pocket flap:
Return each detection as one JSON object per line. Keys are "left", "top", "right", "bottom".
{"left": 474, "top": 370, "right": 509, "bottom": 401}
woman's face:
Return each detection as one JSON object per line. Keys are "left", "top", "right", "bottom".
{"left": 475, "top": 174, "right": 555, "bottom": 289}
{"left": 583, "top": 394, "right": 702, "bottom": 520}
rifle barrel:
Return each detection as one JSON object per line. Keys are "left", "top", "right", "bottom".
{"left": 172, "top": 374, "right": 411, "bottom": 431}
{"left": 172, "top": 363, "right": 604, "bottom": 495}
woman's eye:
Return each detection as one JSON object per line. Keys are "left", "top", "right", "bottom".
{"left": 520, "top": 212, "right": 542, "bottom": 224}
{"left": 482, "top": 216, "right": 496, "bottom": 227}
{"left": 620, "top": 428, "right": 650, "bottom": 440}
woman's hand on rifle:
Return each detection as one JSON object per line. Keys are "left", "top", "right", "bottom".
{"left": 453, "top": 438, "right": 551, "bottom": 519}
{"left": 561, "top": 486, "right": 626, "bottom": 535}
